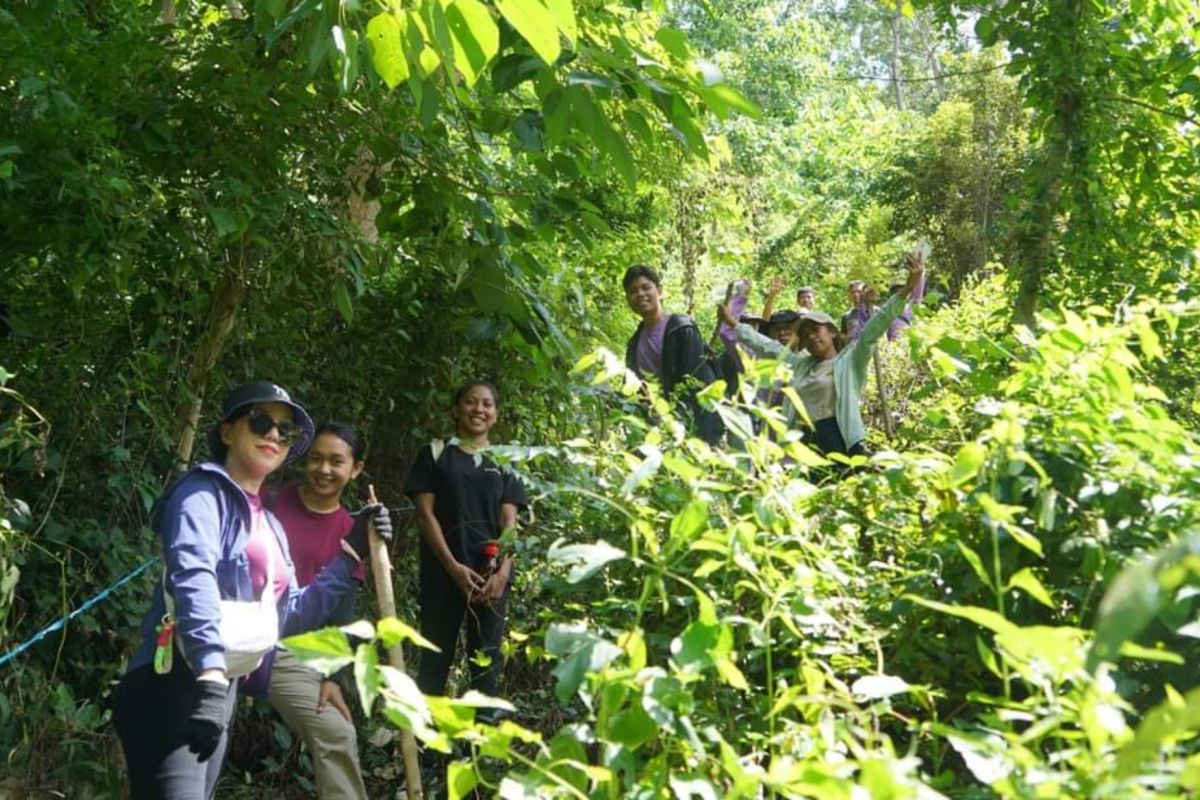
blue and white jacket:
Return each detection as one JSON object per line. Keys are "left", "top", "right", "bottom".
{"left": 127, "top": 462, "right": 355, "bottom": 676}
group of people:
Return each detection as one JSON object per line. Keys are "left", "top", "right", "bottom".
{"left": 623, "top": 251, "right": 927, "bottom": 459}
{"left": 113, "top": 255, "right": 925, "bottom": 799}
{"left": 115, "top": 380, "right": 523, "bottom": 798}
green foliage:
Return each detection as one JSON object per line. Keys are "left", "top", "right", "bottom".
{"left": 2, "top": 0, "right": 1200, "bottom": 796}
{"left": 276, "top": 296, "right": 1200, "bottom": 797}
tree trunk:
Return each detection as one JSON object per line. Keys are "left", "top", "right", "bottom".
{"left": 889, "top": 7, "right": 905, "bottom": 111}
{"left": 1013, "top": 0, "right": 1084, "bottom": 329}
{"left": 171, "top": 263, "right": 244, "bottom": 470}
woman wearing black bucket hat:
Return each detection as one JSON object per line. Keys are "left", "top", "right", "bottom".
{"left": 113, "top": 381, "right": 391, "bottom": 800}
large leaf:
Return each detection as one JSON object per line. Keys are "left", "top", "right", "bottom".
{"left": 1117, "top": 685, "right": 1200, "bottom": 776}
{"left": 494, "top": 0, "right": 561, "bottom": 66}
{"left": 366, "top": 12, "right": 409, "bottom": 89}
{"left": 543, "top": 0, "right": 576, "bottom": 47}
{"left": 1007, "top": 567, "right": 1055, "bottom": 609}
{"left": 1089, "top": 528, "right": 1200, "bottom": 670}
{"left": 281, "top": 627, "right": 354, "bottom": 675}
{"left": 546, "top": 538, "right": 626, "bottom": 583}
{"left": 545, "top": 623, "right": 623, "bottom": 703}
{"left": 571, "top": 91, "right": 636, "bottom": 188}
{"left": 905, "top": 595, "right": 1019, "bottom": 636}
{"left": 446, "top": 0, "right": 498, "bottom": 86}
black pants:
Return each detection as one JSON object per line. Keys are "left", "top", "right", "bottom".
{"left": 113, "top": 657, "right": 238, "bottom": 800}
{"left": 416, "top": 572, "right": 508, "bottom": 699}
{"left": 806, "top": 418, "right": 868, "bottom": 479}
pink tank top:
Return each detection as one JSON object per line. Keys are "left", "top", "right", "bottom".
{"left": 244, "top": 492, "right": 289, "bottom": 601}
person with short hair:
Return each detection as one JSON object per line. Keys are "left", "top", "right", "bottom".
{"left": 719, "top": 254, "right": 926, "bottom": 460}
{"left": 622, "top": 264, "right": 723, "bottom": 444}
{"left": 113, "top": 382, "right": 390, "bottom": 800}
{"left": 840, "top": 281, "right": 874, "bottom": 341}
{"left": 796, "top": 286, "right": 816, "bottom": 312}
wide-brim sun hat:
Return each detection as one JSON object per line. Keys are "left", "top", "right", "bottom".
{"left": 206, "top": 381, "right": 315, "bottom": 466}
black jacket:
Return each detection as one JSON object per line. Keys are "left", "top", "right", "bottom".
{"left": 625, "top": 314, "right": 724, "bottom": 443}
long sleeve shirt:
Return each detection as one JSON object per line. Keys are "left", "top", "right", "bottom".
{"left": 887, "top": 270, "right": 926, "bottom": 341}
{"left": 734, "top": 293, "right": 907, "bottom": 449}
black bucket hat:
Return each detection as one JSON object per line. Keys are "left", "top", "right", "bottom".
{"left": 206, "top": 381, "right": 315, "bottom": 466}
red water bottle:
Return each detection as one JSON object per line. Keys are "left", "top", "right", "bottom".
{"left": 481, "top": 541, "right": 499, "bottom": 577}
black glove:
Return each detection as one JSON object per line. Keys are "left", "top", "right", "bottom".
{"left": 344, "top": 504, "right": 392, "bottom": 561}
{"left": 182, "top": 677, "right": 230, "bottom": 762}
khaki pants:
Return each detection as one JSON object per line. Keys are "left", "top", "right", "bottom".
{"left": 268, "top": 649, "right": 368, "bottom": 800}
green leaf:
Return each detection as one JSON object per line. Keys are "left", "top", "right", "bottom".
{"left": 446, "top": 0, "right": 499, "bottom": 86}
{"left": 573, "top": 92, "right": 636, "bottom": 189}
{"left": 366, "top": 12, "right": 409, "bottom": 90}
{"left": 654, "top": 27, "right": 690, "bottom": 60}
{"left": 905, "top": 595, "right": 1018, "bottom": 636}
{"left": 379, "top": 665, "right": 438, "bottom": 742}
{"left": 354, "top": 641, "right": 380, "bottom": 712}
{"left": 669, "top": 501, "right": 708, "bottom": 541}
{"left": 956, "top": 541, "right": 993, "bottom": 590}
{"left": 994, "top": 625, "right": 1086, "bottom": 682}
{"left": 512, "top": 110, "right": 544, "bottom": 152}
{"left": 334, "top": 282, "right": 354, "bottom": 325}
{"left": 975, "top": 15, "right": 997, "bottom": 45}
{"left": 698, "top": 83, "right": 761, "bottom": 120}
{"left": 1118, "top": 685, "right": 1200, "bottom": 776}
{"left": 607, "top": 703, "right": 658, "bottom": 749}
{"left": 543, "top": 0, "right": 576, "bottom": 47}
{"left": 546, "top": 538, "right": 626, "bottom": 583}
{"left": 1118, "top": 641, "right": 1184, "bottom": 664}
{"left": 208, "top": 207, "right": 240, "bottom": 238}
{"left": 1007, "top": 567, "right": 1054, "bottom": 608}
{"left": 950, "top": 442, "right": 987, "bottom": 486}
{"left": 331, "top": 25, "right": 361, "bottom": 95}
{"left": 1089, "top": 531, "right": 1200, "bottom": 670}
{"left": 448, "top": 760, "right": 479, "bottom": 800}
{"left": 492, "top": 53, "right": 543, "bottom": 92}
{"left": 545, "top": 623, "right": 622, "bottom": 703}
{"left": 377, "top": 616, "right": 440, "bottom": 651}
{"left": 281, "top": 627, "right": 354, "bottom": 675}
{"left": 494, "top": 0, "right": 561, "bottom": 66}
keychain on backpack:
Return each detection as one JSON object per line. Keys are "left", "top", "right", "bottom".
{"left": 153, "top": 613, "right": 175, "bottom": 675}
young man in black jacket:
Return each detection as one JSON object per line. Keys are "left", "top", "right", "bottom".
{"left": 622, "top": 264, "right": 724, "bottom": 444}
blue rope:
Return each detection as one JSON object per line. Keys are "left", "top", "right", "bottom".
{"left": 0, "top": 557, "right": 157, "bottom": 670}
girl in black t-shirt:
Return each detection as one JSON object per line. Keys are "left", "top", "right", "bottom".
{"left": 405, "top": 381, "right": 527, "bottom": 709}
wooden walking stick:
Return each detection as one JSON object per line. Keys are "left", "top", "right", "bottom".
{"left": 367, "top": 485, "right": 424, "bottom": 800}
{"left": 873, "top": 349, "right": 896, "bottom": 440}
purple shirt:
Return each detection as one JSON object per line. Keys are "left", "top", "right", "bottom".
{"left": 718, "top": 294, "right": 749, "bottom": 348}
{"left": 887, "top": 271, "right": 926, "bottom": 341}
{"left": 635, "top": 316, "right": 669, "bottom": 378}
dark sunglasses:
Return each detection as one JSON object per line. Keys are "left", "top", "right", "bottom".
{"left": 245, "top": 408, "right": 300, "bottom": 447}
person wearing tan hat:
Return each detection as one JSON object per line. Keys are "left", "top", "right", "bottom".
{"left": 718, "top": 253, "right": 926, "bottom": 461}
